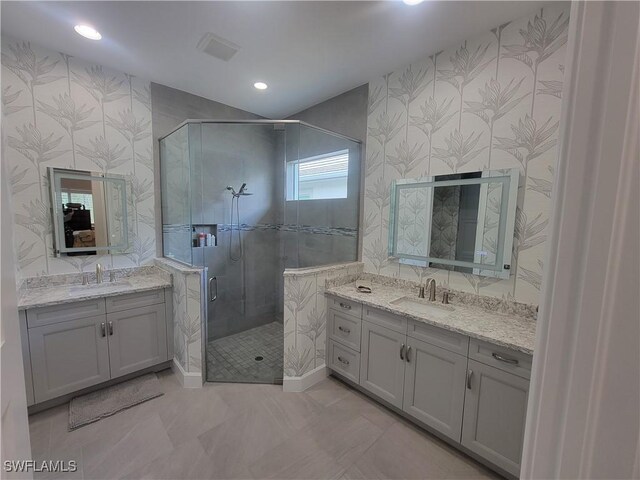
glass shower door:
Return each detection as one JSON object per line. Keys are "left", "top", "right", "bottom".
{"left": 195, "top": 123, "right": 285, "bottom": 384}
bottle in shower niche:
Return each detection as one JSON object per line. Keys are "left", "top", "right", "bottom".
{"left": 192, "top": 227, "right": 198, "bottom": 247}
{"left": 198, "top": 232, "right": 206, "bottom": 247}
{"left": 206, "top": 233, "right": 213, "bottom": 246}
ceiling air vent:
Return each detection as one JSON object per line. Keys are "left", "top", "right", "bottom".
{"left": 196, "top": 32, "right": 240, "bottom": 62}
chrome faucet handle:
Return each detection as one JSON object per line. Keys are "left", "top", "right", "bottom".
{"left": 82, "top": 273, "right": 89, "bottom": 285}
{"left": 442, "top": 292, "right": 450, "bottom": 304}
{"left": 425, "top": 277, "right": 437, "bottom": 301}
{"left": 418, "top": 286, "right": 425, "bottom": 299}
{"left": 109, "top": 271, "right": 116, "bottom": 282}
{"left": 96, "top": 263, "right": 103, "bottom": 284}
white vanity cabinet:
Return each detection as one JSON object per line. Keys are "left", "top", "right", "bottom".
{"left": 326, "top": 294, "right": 532, "bottom": 478}
{"left": 22, "top": 288, "right": 172, "bottom": 405}
{"left": 28, "top": 315, "right": 112, "bottom": 403}
{"left": 461, "top": 341, "right": 531, "bottom": 476}
{"left": 106, "top": 303, "right": 168, "bottom": 378}
{"left": 403, "top": 336, "right": 468, "bottom": 441}
{"left": 360, "top": 320, "right": 406, "bottom": 408}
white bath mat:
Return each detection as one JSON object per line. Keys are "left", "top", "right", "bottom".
{"left": 68, "top": 373, "right": 163, "bottom": 431}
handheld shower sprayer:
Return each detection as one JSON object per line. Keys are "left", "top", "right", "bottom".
{"left": 227, "top": 183, "right": 252, "bottom": 197}
{"left": 227, "top": 182, "right": 252, "bottom": 261}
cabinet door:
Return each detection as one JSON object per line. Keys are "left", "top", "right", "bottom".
{"left": 360, "top": 320, "right": 406, "bottom": 408}
{"left": 29, "top": 316, "right": 110, "bottom": 403}
{"left": 107, "top": 304, "right": 167, "bottom": 378}
{"left": 462, "top": 359, "right": 529, "bottom": 477}
{"left": 403, "top": 337, "right": 467, "bottom": 442}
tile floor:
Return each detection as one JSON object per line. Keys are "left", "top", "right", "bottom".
{"left": 28, "top": 370, "right": 501, "bottom": 480}
{"left": 206, "top": 321, "right": 283, "bottom": 384}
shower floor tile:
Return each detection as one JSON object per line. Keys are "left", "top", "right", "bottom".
{"left": 206, "top": 321, "right": 283, "bottom": 384}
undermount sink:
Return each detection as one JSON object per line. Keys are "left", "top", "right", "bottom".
{"left": 68, "top": 280, "right": 131, "bottom": 294}
{"left": 390, "top": 296, "right": 455, "bottom": 319}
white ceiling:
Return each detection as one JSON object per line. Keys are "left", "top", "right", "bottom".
{"left": 1, "top": 1, "right": 547, "bottom": 118}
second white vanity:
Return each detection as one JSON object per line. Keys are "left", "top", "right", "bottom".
{"left": 325, "top": 280, "right": 535, "bottom": 478}
{"left": 18, "top": 267, "right": 173, "bottom": 408}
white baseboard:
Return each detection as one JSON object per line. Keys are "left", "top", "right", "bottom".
{"left": 283, "top": 364, "right": 328, "bottom": 392}
{"left": 171, "top": 358, "right": 202, "bottom": 388}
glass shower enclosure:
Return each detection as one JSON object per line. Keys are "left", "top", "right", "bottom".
{"left": 160, "top": 120, "right": 360, "bottom": 384}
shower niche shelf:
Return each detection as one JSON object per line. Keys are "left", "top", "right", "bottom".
{"left": 192, "top": 224, "right": 218, "bottom": 247}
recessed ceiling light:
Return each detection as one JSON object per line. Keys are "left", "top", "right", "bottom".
{"left": 74, "top": 25, "right": 102, "bottom": 40}
{"left": 402, "top": 0, "right": 425, "bottom": 5}
{"left": 254, "top": 82, "right": 268, "bottom": 90}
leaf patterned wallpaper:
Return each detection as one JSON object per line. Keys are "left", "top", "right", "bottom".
{"left": 284, "top": 263, "right": 363, "bottom": 378}
{"left": 363, "top": 5, "right": 569, "bottom": 305}
{"left": 154, "top": 259, "right": 203, "bottom": 375}
{"left": 1, "top": 36, "right": 155, "bottom": 281}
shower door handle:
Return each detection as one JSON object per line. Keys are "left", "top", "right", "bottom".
{"left": 209, "top": 276, "right": 218, "bottom": 302}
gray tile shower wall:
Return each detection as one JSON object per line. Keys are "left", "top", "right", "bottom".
{"left": 150, "top": 83, "right": 263, "bottom": 257}
{"left": 287, "top": 84, "right": 369, "bottom": 144}
{"left": 188, "top": 123, "right": 284, "bottom": 343}
{"left": 288, "top": 84, "right": 370, "bottom": 264}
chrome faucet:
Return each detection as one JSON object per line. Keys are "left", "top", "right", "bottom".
{"left": 425, "top": 278, "right": 437, "bottom": 301}
{"left": 96, "top": 263, "right": 103, "bottom": 284}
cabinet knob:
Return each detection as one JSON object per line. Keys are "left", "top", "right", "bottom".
{"left": 406, "top": 346, "right": 412, "bottom": 363}
{"left": 400, "top": 344, "right": 405, "bottom": 360}
{"left": 108, "top": 321, "right": 114, "bottom": 336}
{"left": 339, "top": 302, "right": 352, "bottom": 310}
{"left": 467, "top": 369, "right": 473, "bottom": 390}
{"left": 100, "top": 322, "right": 106, "bottom": 337}
{"left": 338, "top": 325, "right": 351, "bottom": 334}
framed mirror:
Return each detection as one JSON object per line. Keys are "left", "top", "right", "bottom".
{"left": 49, "top": 167, "right": 129, "bottom": 256}
{"left": 389, "top": 169, "right": 519, "bottom": 279}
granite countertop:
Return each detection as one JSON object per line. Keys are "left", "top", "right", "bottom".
{"left": 18, "top": 267, "right": 172, "bottom": 310}
{"left": 326, "top": 281, "right": 536, "bottom": 355}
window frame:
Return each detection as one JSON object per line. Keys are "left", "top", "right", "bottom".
{"left": 286, "top": 149, "right": 349, "bottom": 201}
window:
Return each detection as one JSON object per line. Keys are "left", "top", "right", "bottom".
{"left": 61, "top": 191, "right": 95, "bottom": 224}
{"left": 286, "top": 149, "right": 349, "bottom": 200}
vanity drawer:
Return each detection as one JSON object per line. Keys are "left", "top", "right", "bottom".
{"left": 328, "top": 340, "right": 360, "bottom": 384}
{"left": 408, "top": 320, "right": 469, "bottom": 356}
{"left": 363, "top": 305, "right": 407, "bottom": 334}
{"left": 469, "top": 339, "right": 532, "bottom": 379}
{"left": 27, "top": 299, "right": 106, "bottom": 328}
{"left": 328, "top": 308, "right": 362, "bottom": 352}
{"left": 105, "top": 289, "right": 165, "bottom": 313}
{"left": 328, "top": 296, "right": 362, "bottom": 319}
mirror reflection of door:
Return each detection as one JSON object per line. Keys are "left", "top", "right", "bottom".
{"left": 60, "top": 178, "right": 97, "bottom": 255}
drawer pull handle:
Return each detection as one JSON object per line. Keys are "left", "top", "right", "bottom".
{"left": 339, "top": 302, "right": 352, "bottom": 310}
{"left": 400, "top": 344, "right": 405, "bottom": 360}
{"left": 337, "top": 356, "right": 350, "bottom": 366}
{"left": 100, "top": 322, "right": 106, "bottom": 337}
{"left": 467, "top": 369, "right": 473, "bottom": 389}
{"left": 492, "top": 352, "right": 519, "bottom": 365}
{"left": 406, "top": 346, "right": 412, "bottom": 363}
{"left": 338, "top": 326, "right": 351, "bottom": 334}
{"left": 108, "top": 321, "right": 114, "bottom": 336}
